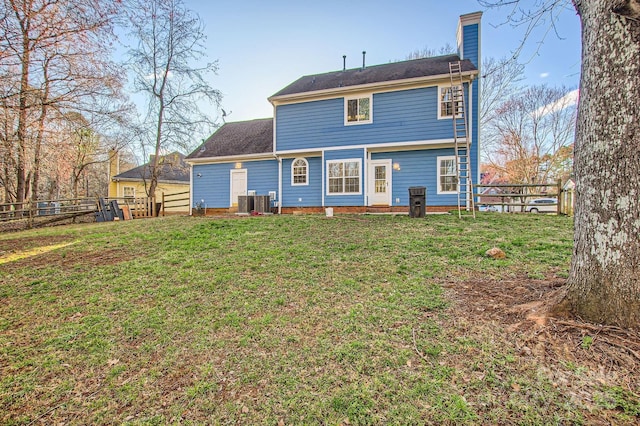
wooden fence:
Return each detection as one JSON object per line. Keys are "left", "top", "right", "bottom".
{"left": 103, "top": 197, "right": 158, "bottom": 219}
{"left": 475, "top": 179, "right": 574, "bottom": 215}
{"left": 1, "top": 190, "right": 191, "bottom": 231}
{"left": 161, "top": 191, "right": 190, "bottom": 216}
{"left": 0, "top": 197, "right": 97, "bottom": 229}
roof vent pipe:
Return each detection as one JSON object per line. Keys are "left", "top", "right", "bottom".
{"left": 362, "top": 51, "right": 366, "bottom": 69}
{"left": 343, "top": 55, "right": 346, "bottom": 71}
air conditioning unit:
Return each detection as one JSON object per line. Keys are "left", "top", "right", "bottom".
{"left": 253, "top": 195, "right": 271, "bottom": 213}
{"left": 237, "top": 195, "right": 254, "bottom": 214}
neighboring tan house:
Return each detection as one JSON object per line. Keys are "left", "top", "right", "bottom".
{"left": 108, "top": 151, "right": 190, "bottom": 213}
{"left": 187, "top": 12, "right": 482, "bottom": 215}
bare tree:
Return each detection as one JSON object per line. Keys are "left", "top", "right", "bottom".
{"left": 403, "top": 43, "right": 456, "bottom": 60}
{"left": 479, "top": 56, "right": 525, "bottom": 129}
{"left": 480, "top": 0, "right": 640, "bottom": 328}
{"left": 484, "top": 84, "right": 576, "bottom": 189}
{"left": 125, "top": 0, "right": 221, "bottom": 198}
{"left": 0, "top": 0, "right": 126, "bottom": 210}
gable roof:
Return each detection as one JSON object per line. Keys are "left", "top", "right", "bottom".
{"left": 113, "top": 152, "right": 189, "bottom": 183}
{"left": 186, "top": 118, "right": 273, "bottom": 160}
{"left": 270, "top": 54, "right": 477, "bottom": 99}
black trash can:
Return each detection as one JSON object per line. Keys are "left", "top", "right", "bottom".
{"left": 408, "top": 186, "right": 426, "bottom": 218}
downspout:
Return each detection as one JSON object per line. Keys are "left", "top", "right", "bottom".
{"left": 276, "top": 155, "right": 282, "bottom": 214}
{"left": 321, "top": 150, "right": 325, "bottom": 207}
{"left": 189, "top": 164, "right": 193, "bottom": 216}
{"left": 468, "top": 76, "right": 475, "bottom": 209}
{"left": 365, "top": 149, "right": 371, "bottom": 207}
{"left": 273, "top": 103, "right": 282, "bottom": 214}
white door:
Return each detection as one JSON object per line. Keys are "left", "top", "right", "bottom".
{"left": 368, "top": 160, "right": 391, "bottom": 206}
{"left": 230, "top": 169, "right": 247, "bottom": 207}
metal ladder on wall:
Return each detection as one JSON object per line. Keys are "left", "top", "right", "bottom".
{"left": 448, "top": 61, "right": 475, "bottom": 219}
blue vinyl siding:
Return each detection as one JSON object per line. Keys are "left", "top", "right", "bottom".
{"left": 282, "top": 156, "right": 322, "bottom": 207}
{"left": 463, "top": 23, "right": 480, "bottom": 67}
{"left": 192, "top": 160, "right": 277, "bottom": 208}
{"left": 371, "top": 149, "right": 458, "bottom": 206}
{"left": 192, "top": 163, "right": 232, "bottom": 208}
{"left": 324, "top": 148, "right": 365, "bottom": 206}
{"left": 276, "top": 87, "right": 457, "bottom": 152}
{"left": 246, "top": 160, "right": 279, "bottom": 196}
{"left": 462, "top": 19, "right": 480, "bottom": 192}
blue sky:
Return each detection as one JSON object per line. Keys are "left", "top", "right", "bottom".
{"left": 185, "top": 0, "right": 581, "bottom": 124}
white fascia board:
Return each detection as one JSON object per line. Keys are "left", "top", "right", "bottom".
{"left": 186, "top": 153, "right": 275, "bottom": 165}
{"left": 268, "top": 71, "right": 478, "bottom": 106}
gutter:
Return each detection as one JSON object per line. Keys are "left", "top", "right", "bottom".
{"left": 185, "top": 152, "right": 275, "bottom": 165}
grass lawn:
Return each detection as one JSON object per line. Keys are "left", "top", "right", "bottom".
{"left": 0, "top": 213, "right": 638, "bottom": 424}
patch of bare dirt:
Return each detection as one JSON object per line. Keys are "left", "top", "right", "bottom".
{"left": 0, "top": 235, "right": 73, "bottom": 255}
{"left": 0, "top": 233, "right": 133, "bottom": 270}
{"left": 442, "top": 274, "right": 640, "bottom": 421}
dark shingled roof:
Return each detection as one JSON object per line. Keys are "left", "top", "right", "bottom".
{"left": 186, "top": 118, "right": 273, "bottom": 160}
{"left": 114, "top": 152, "right": 189, "bottom": 182}
{"left": 271, "top": 55, "right": 477, "bottom": 98}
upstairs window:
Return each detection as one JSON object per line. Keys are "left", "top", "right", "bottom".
{"left": 345, "top": 95, "right": 372, "bottom": 125}
{"left": 437, "top": 156, "right": 457, "bottom": 194}
{"left": 438, "top": 85, "right": 463, "bottom": 119}
{"left": 327, "top": 159, "right": 361, "bottom": 194}
{"left": 291, "top": 158, "right": 308, "bottom": 186}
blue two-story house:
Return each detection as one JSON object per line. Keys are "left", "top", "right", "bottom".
{"left": 187, "top": 12, "right": 481, "bottom": 214}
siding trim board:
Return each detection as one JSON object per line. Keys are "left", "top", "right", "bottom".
{"left": 277, "top": 138, "right": 459, "bottom": 157}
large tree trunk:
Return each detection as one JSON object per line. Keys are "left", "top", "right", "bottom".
{"left": 31, "top": 64, "right": 50, "bottom": 205}
{"left": 566, "top": 0, "right": 640, "bottom": 328}
{"left": 15, "top": 20, "right": 31, "bottom": 215}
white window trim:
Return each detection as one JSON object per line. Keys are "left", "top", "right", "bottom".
{"left": 326, "top": 158, "right": 362, "bottom": 196}
{"left": 291, "top": 157, "right": 309, "bottom": 186}
{"left": 437, "top": 156, "right": 458, "bottom": 195}
{"left": 437, "top": 84, "right": 463, "bottom": 120}
{"left": 123, "top": 186, "right": 135, "bottom": 198}
{"left": 344, "top": 94, "right": 373, "bottom": 126}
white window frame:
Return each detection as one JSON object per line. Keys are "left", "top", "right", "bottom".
{"left": 123, "top": 186, "right": 135, "bottom": 199}
{"left": 291, "top": 157, "right": 309, "bottom": 186}
{"left": 437, "top": 156, "right": 458, "bottom": 194}
{"left": 437, "top": 84, "right": 463, "bottom": 120}
{"left": 344, "top": 94, "right": 373, "bottom": 125}
{"left": 326, "top": 158, "right": 362, "bottom": 195}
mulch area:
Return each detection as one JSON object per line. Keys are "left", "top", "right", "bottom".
{"left": 443, "top": 274, "right": 640, "bottom": 412}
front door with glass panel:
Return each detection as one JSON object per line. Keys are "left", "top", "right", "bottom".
{"left": 368, "top": 160, "right": 391, "bottom": 206}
